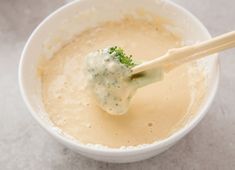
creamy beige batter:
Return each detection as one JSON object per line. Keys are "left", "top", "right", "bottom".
{"left": 40, "top": 17, "right": 206, "bottom": 148}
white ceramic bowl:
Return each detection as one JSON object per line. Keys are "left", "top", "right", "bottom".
{"left": 19, "top": 0, "right": 219, "bottom": 163}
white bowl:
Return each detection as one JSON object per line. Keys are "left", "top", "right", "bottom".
{"left": 19, "top": 0, "right": 219, "bottom": 163}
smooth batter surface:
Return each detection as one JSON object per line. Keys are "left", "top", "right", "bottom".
{"left": 41, "top": 17, "right": 206, "bottom": 148}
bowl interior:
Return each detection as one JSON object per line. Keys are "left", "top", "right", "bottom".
{"left": 19, "top": 0, "right": 218, "bottom": 153}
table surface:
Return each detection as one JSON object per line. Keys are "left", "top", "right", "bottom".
{"left": 0, "top": 0, "right": 234, "bottom": 169}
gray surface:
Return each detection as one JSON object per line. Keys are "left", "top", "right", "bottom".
{"left": 0, "top": 0, "right": 234, "bottom": 169}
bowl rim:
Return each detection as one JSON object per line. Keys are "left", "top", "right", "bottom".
{"left": 19, "top": 0, "right": 220, "bottom": 155}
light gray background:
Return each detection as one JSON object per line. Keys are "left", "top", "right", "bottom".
{"left": 0, "top": 0, "right": 234, "bottom": 169}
